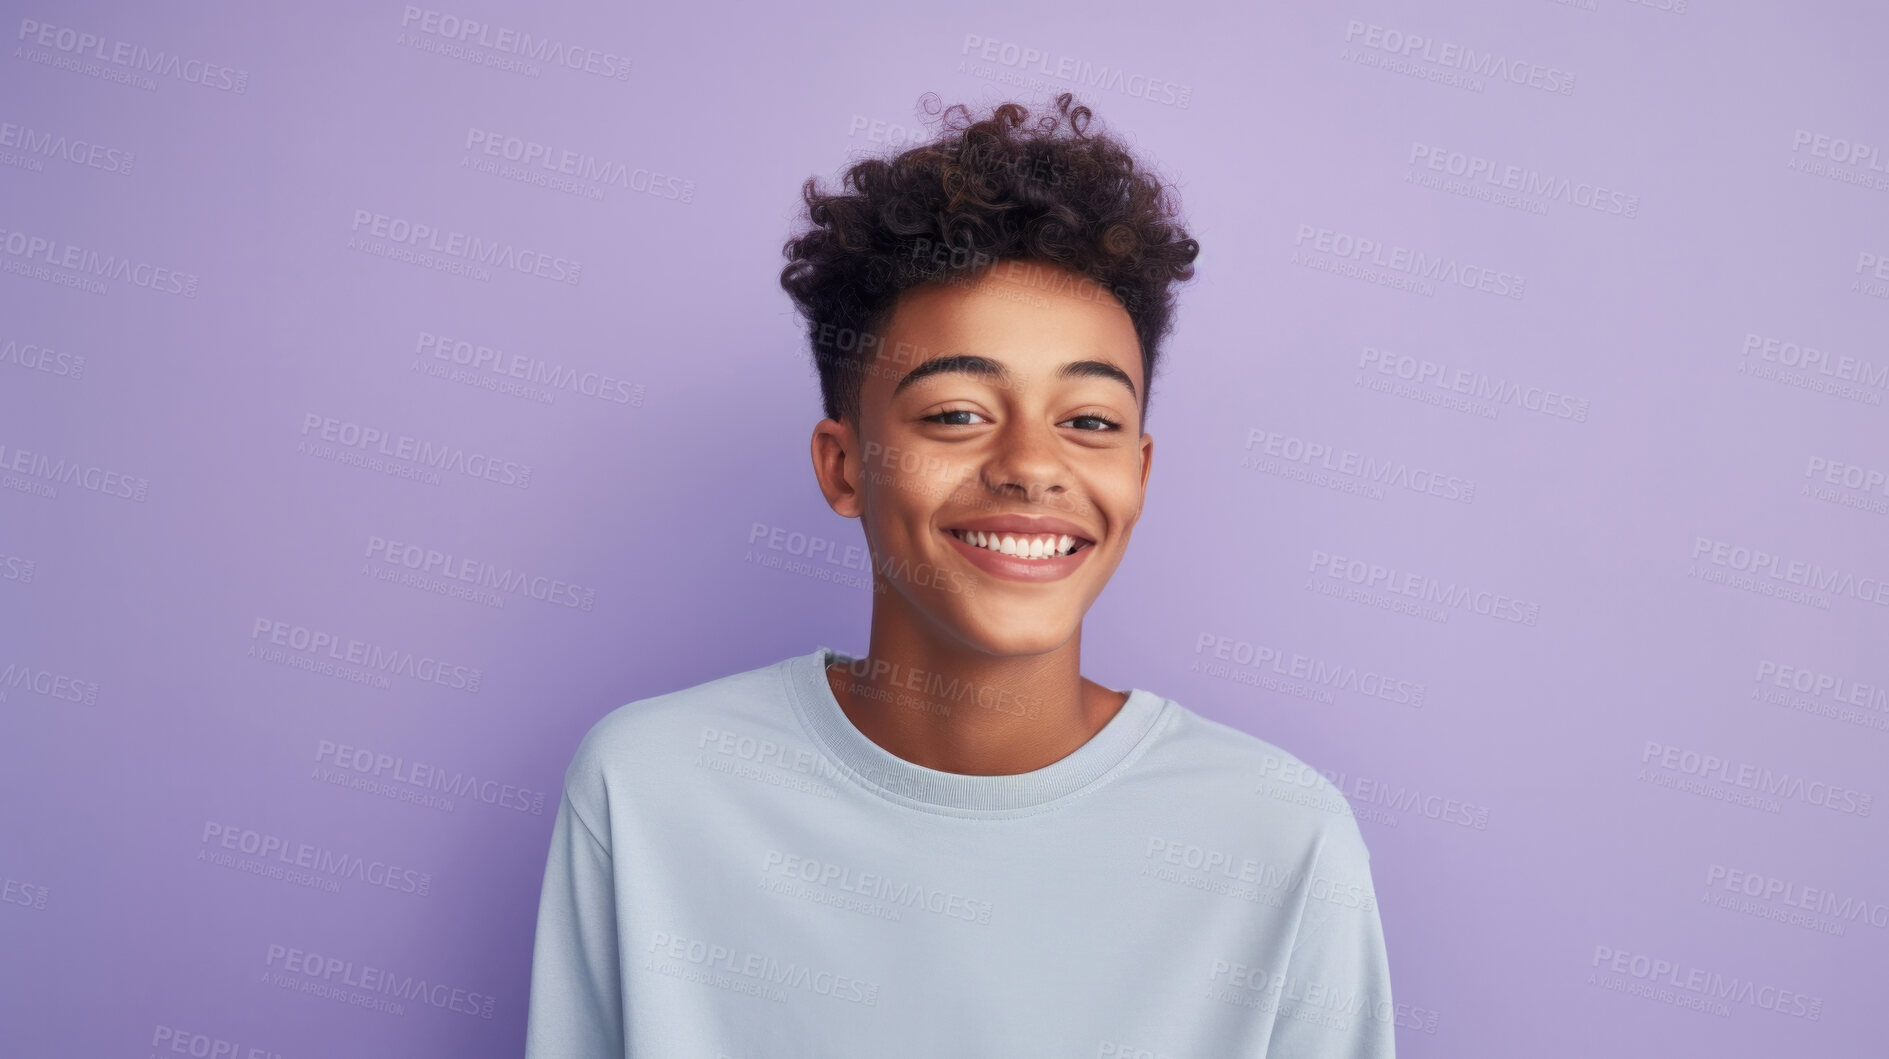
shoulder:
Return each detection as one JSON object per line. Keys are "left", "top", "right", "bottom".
{"left": 1151, "top": 696, "right": 1350, "bottom": 808}
{"left": 561, "top": 654, "right": 797, "bottom": 818}
{"left": 1145, "top": 695, "right": 1377, "bottom": 873}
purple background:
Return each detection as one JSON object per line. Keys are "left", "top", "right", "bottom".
{"left": 5, "top": 1, "right": 1887, "bottom": 1055}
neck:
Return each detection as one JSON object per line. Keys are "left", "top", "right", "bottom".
{"left": 824, "top": 603, "right": 1127, "bottom": 776}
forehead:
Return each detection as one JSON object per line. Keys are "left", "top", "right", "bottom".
{"left": 868, "top": 261, "right": 1142, "bottom": 389}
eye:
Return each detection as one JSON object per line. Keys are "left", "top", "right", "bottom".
{"left": 1062, "top": 414, "right": 1123, "bottom": 432}
{"left": 923, "top": 408, "right": 989, "bottom": 426}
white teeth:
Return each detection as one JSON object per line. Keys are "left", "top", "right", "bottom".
{"left": 950, "top": 529, "right": 1085, "bottom": 560}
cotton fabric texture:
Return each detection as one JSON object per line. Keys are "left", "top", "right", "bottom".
{"left": 524, "top": 647, "right": 1396, "bottom": 1057}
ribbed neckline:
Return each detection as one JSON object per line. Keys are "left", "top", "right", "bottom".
{"left": 782, "top": 646, "right": 1173, "bottom": 818}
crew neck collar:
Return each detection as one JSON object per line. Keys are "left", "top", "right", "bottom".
{"left": 782, "top": 646, "right": 1172, "bottom": 817}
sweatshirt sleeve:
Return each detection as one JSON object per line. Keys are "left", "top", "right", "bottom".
{"left": 523, "top": 780, "right": 625, "bottom": 1057}
{"left": 1263, "top": 818, "right": 1396, "bottom": 1058}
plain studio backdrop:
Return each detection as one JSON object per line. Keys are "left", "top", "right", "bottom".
{"left": 2, "top": 1, "right": 1885, "bottom": 1055}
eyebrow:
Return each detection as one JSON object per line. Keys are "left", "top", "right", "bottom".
{"left": 891, "top": 353, "right": 1138, "bottom": 402}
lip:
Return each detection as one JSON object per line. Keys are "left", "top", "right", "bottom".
{"left": 938, "top": 516, "right": 1097, "bottom": 584}
{"left": 942, "top": 514, "right": 1097, "bottom": 543}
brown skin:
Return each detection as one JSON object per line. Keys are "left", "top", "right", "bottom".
{"left": 809, "top": 258, "right": 1154, "bottom": 775}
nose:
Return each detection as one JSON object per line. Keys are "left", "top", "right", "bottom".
{"left": 981, "top": 418, "right": 1069, "bottom": 505}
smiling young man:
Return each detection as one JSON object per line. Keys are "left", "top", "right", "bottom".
{"left": 524, "top": 94, "right": 1396, "bottom": 1057}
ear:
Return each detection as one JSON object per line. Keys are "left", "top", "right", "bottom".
{"left": 811, "top": 417, "right": 864, "bottom": 518}
{"left": 1138, "top": 431, "right": 1154, "bottom": 493}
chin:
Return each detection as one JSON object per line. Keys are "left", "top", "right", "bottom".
{"left": 949, "top": 609, "right": 1080, "bottom": 658}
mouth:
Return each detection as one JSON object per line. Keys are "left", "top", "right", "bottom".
{"left": 944, "top": 527, "right": 1093, "bottom": 561}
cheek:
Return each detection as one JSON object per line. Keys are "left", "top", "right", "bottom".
{"left": 859, "top": 484, "right": 930, "bottom": 549}
{"left": 870, "top": 452, "right": 972, "bottom": 509}
{"left": 1084, "top": 463, "right": 1145, "bottom": 524}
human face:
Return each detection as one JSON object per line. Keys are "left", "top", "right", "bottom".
{"left": 810, "top": 258, "right": 1154, "bottom": 657}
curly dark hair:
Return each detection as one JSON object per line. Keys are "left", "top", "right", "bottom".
{"left": 779, "top": 92, "right": 1200, "bottom": 427}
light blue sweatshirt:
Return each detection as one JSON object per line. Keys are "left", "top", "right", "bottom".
{"left": 524, "top": 647, "right": 1396, "bottom": 1057}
